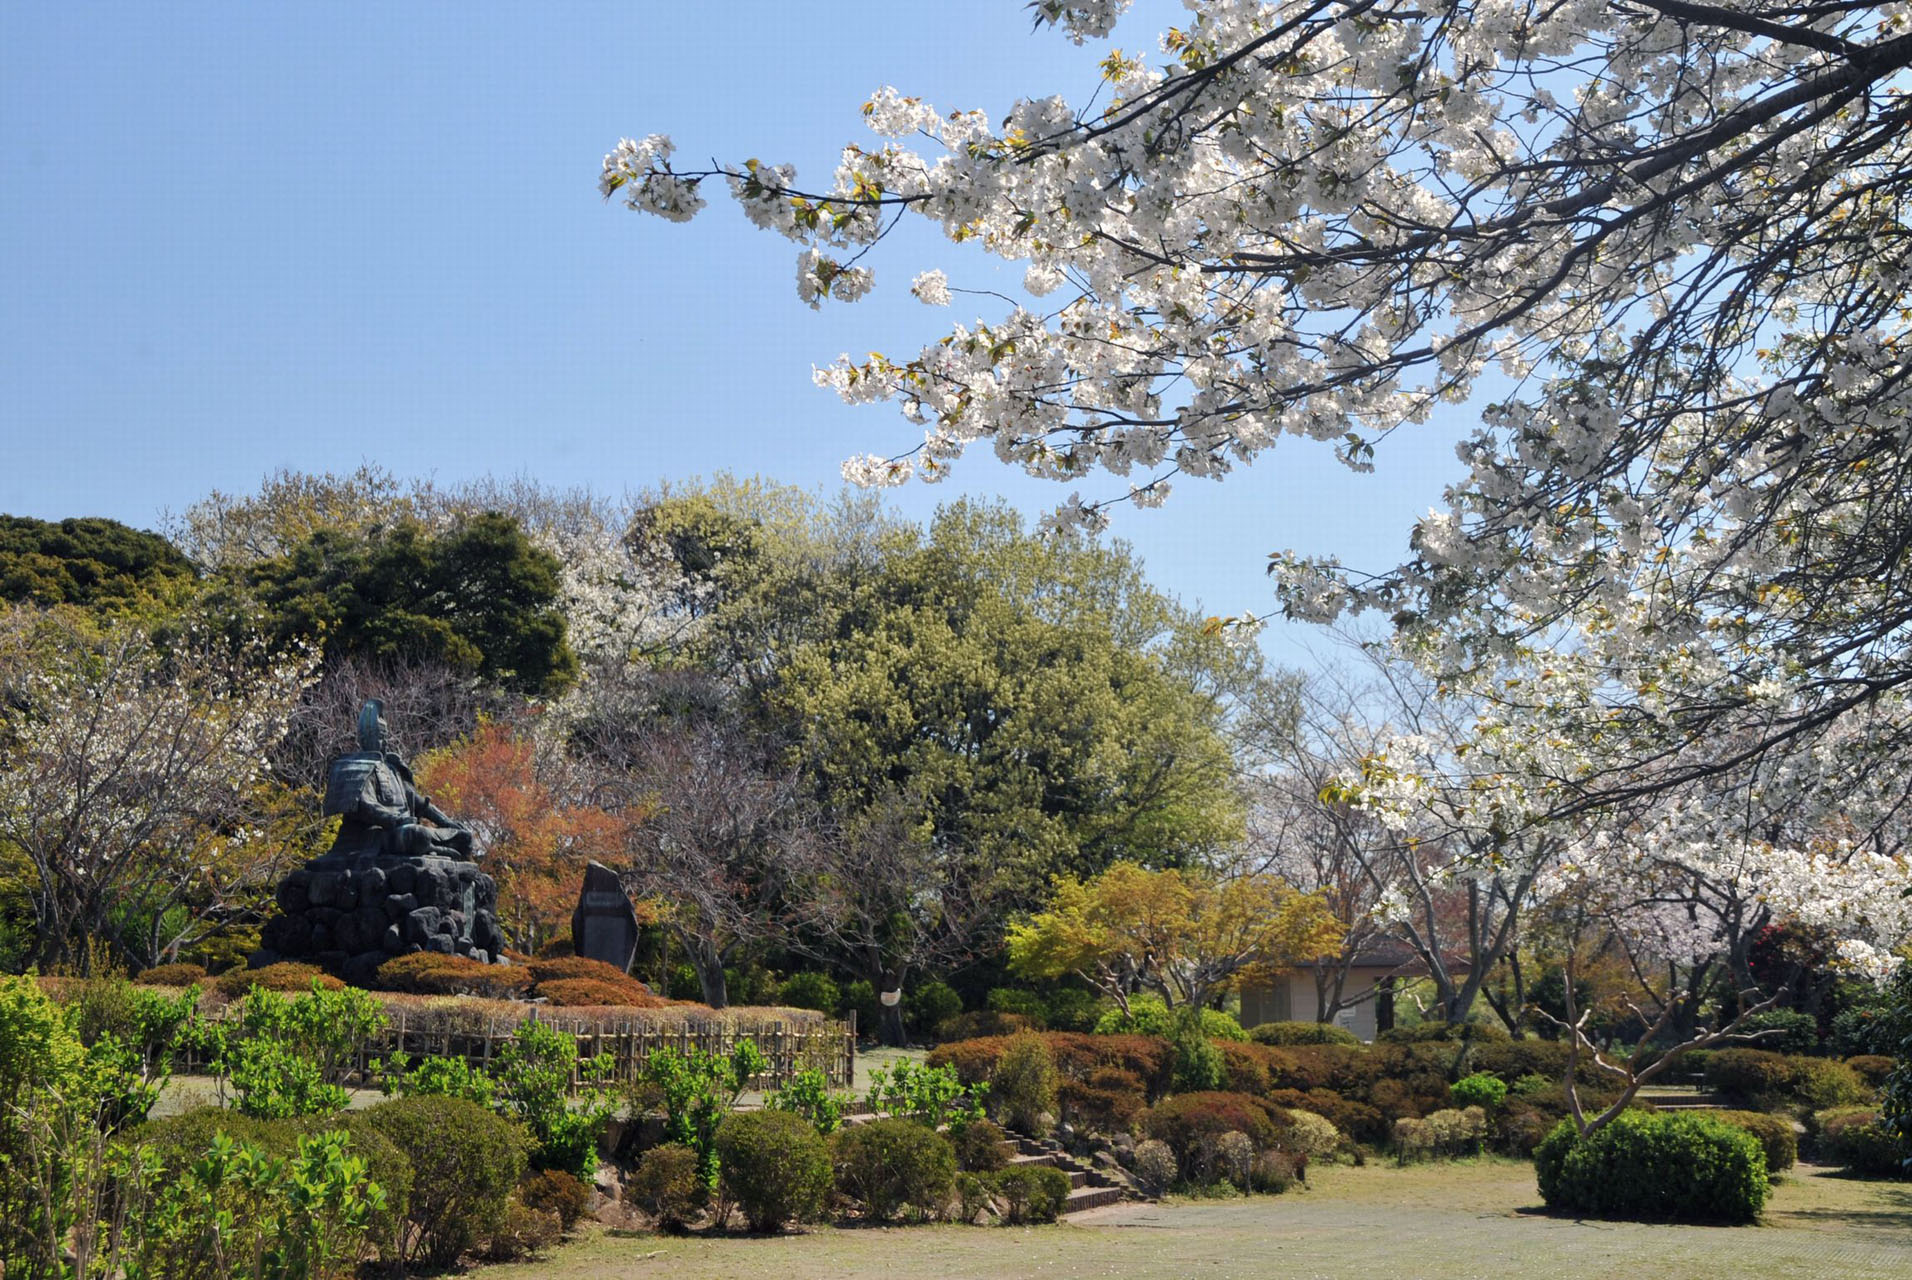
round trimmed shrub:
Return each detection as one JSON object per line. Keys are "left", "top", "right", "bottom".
{"left": 1141, "top": 1092, "right": 1282, "bottom": 1181}
{"left": 1131, "top": 1138, "right": 1178, "bottom": 1191}
{"left": 134, "top": 963, "right": 208, "bottom": 987}
{"left": 1737, "top": 1009, "right": 1821, "bottom": 1056}
{"left": 360, "top": 1094, "right": 529, "bottom": 1267}
{"left": 1377, "top": 1020, "right": 1511, "bottom": 1044}
{"left": 1534, "top": 1112, "right": 1768, "bottom": 1223}
{"left": 1281, "top": 1110, "right": 1341, "bottom": 1158}
{"left": 1250, "top": 1020, "right": 1361, "bottom": 1047}
{"left": 1452, "top": 1072, "right": 1509, "bottom": 1111}
{"left": 1793, "top": 1057, "right": 1868, "bottom": 1111}
{"left": 1846, "top": 1055, "right": 1894, "bottom": 1089}
{"left": 991, "top": 1164, "right": 1071, "bottom": 1222}
{"left": 951, "top": 1117, "right": 1011, "bottom": 1172}
{"left": 1250, "top": 1149, "right": 1301, "bottom": 1193}
{"left": 1698, "top": 1110, "right": 1796, "bottom": 1173}
{"left": 1702, "top": 1049, "right": 1796, "bottom": 1111}
{"left": 627, "top": 1143, "right": 706, "bottom": 1229}
{"left": 375, "top": 952, "right": 531, "bottom": 998}
{"left": 1815, "top": 1107, "right": 1911, "bottom": 1177}
{"left": 777, "top": 971, "right": 841, "bottom": 1013}
{"left": 217, "top": 962, "right": 342, "bottom": 996}
{"left": 536, "top": 977, "right": 668, "bottom": 1008}
{"left": 715, "top": 1109, "right": 833, "bottom": 1231}
{"left": 518, "top": 1168, "right": 590, "bottom": 1230}
{"left": 832, "top": 1117, "right": 957, "bottom": 1221}
{"left": 992, "top": 1031, "right": 1058, "bottom": 1133}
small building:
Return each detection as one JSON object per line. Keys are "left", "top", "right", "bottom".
{"left": 1238, "top": 942, "right": 1429, "bottom": 1042}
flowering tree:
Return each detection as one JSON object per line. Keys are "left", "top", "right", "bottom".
{"left": 0, "top": 607, "right": 314, "bottom": 971}
{"left": 603, "top": 0, "right": 1912, "bottom": 851}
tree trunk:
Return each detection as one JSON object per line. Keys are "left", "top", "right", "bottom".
{"left": 871, "top": 962, "right": 908, "bottom": 1047}
{"left": 681, "top": 933, "right": 729, "bottom": 1009}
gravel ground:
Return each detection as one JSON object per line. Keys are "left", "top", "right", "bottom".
{"left": 478, "top": 1156, "right": 1912, "bottom": 1280}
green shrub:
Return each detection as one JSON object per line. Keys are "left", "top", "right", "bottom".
{"left": 377, "top": 1049, "right": 498, "bottom": 1107}
{"left": 1738, "top": 1009, "right": 1821, "bottom": 1056}
{"left": 1169, "top": 1008, "right": 1227, "bottom": 1093}
{"left": 1815, "top": 1107, "right": 1911, "bottom": 1177}
{"left": 951, "top": 1117, "right": 1012, "bottom": 1172}
{"left": 1534, "top": 1112, "right": 1768, "bottom": 1223}
{"left": 518, "top": 1168, "right": 590, "bottom": 1230}
{"left": 986, "top": 988, "right": 1051, "bottom": 1027}
{"left": 1793, "top": 1057, "right": 1869, "bottom": 1111}
{"left": 638, "top": 1039, "right": 766, "bottom": 1188}
{"left": 1845, "top": 1054, "right": 1893, "bottom": 1089}
{"left": 1094, "top": 996, "right": 1246, "bottom": 1042}
{"left": 194, "top": 981, "right": 387, "bottom": 1120}
{"left": 993, "top": 1030, "right": 1059, "bottom": 1133}
{"left": 776, "top": 971, "right": 841, "bottom": 1013}
{"left": 767, "top": 1066, "right": 847, "bottom": 1134}
{"left": 954, "top": 1171, "right": 996, "bottom": 1223}
{"left": 991, "top": 1165, "right": 1071, "bottom": 1223}
{"left": 360, "top": 1094, "right": 529, "bottom": 1268}
{"left": 1697, "top": 1110, "right": 1797, "bottom": 1173}
{"left": 832, "top": 1117, "right": 957, "bottom": 1221}
{"left": 1451, "top": 1072, "right": 1509, "bottom": 1111}
{"left": 1377, "top": 1019, "right": 1511, "bottom": 1044}
{"left": 715, "top": 1109, "right": 834, "bottom": 1231}
{"left": 844, "top": 980, "right": 878, "bottom": 1034}
{"left": 1703, "top": 1049, "right": 1798, "bottom": 1111}
{"left": 1831, "top": 1002, "right": 1895, "bottom": 1057}
{"left": 493, "top": 1019, "right": 616, "bottom": 1179}
{"left": 124, "top": 1127, "right": 384, "bottom": 1280}
{"left": 865, "top": 1058, "right": 986, "bottom": 1131}
{"left": 627, "top": 1143, "right": 706, "bottom": 1229}
{"left": 136, "top": 1107, "right": 415, "bottom": 1262}
{"left": 1281, "top": 1109, "right": 1342, "bottom": 1158}
{"left": 907, "top": 981, "right": 965, "bottom": 1036}
{"left": 1044, "top": 988, "right": 1106, "bottom": 1033}
{"left": 1250, "top": 1020, "right": 1361, "bottom": 1047}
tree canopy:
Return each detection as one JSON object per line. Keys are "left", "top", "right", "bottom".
{"left": 0, "top": 515, "right": 195, "bottom": 610}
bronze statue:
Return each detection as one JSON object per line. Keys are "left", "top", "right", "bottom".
{"left": 322, "top": 699, "right": 479, "bottom": 861}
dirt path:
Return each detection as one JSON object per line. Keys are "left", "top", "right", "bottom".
{"left": 481, "top": 1158, "right": 1912, "bottom": 1280}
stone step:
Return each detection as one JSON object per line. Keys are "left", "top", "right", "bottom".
{"left": 1063, "top": 1185, "right": 1124, "bottom": 1214}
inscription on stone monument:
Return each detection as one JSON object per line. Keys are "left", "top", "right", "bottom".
{"left": 572, "top": 861, "right": 639, "bottom": 973}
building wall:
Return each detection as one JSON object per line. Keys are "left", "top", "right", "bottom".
{"left": 1240, "top": 969, "right": 1388, "bottom": 1042}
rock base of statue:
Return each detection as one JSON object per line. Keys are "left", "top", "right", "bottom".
{"left": 251, "top": 853, "right": 507, "bottom": 987}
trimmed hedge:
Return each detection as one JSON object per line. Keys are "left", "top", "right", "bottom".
{"left": 1140, "top": 1092, "right": 1284, "bottom": 1180}
{"left": 991, "top": 1165, "right": 1072, "bottom": 1223}
{"left": 1698, "top": 1110, "right": 1797, "bottom": 1173}
{"left": 1814, "top": 1107, "right": 1911, "bottom": 1177}
{"left": 1249, "top": 1020, "right": 1361, "bottom": 1047}
{"left": 375, "top": 952, "right": 532, "bottom": 998}
{"left": 133, "top": 963, "right": 209, "bottom": 987}
{"left": 360, "top": 1094, "right": 529, "bottom": 1267}
{"left": 1534, "top": 1112, "right": 1768, "bottom": 1223}
{"left": 217, "top": 963, "right": 343, "bottom": 996}
{"left": 715, "top": 1109, "right": 834, "bottom": 1231}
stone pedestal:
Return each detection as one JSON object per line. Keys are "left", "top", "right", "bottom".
{"left": 254, "top": 852, "right": 507, "bottom": 987}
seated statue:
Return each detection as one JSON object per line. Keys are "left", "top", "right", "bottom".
{"left": 322, "top": 699, "right": 478, "bottom": 861}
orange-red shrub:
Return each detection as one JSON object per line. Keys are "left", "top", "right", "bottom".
{"left": 135, "top": 963, "right": 209, "bottom": 987}
{"left": 376, "top": 952, "right": 533, "bottom": 998}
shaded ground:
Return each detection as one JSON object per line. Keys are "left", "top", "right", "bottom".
{"left": 480, "top": 1157, "right": 1912, "bottom": 1280}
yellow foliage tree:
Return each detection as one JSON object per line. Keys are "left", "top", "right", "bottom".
{"left": 1007, "top": 861, "right": 1342, "bottom": 1014}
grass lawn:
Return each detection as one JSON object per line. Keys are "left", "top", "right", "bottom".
{"left": 479, "top": 1157, "right": 1912, "bottom": 1280}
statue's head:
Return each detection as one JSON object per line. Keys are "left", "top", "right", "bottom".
{"left": 356, "top": 699, "right": 388, "bottom": 754}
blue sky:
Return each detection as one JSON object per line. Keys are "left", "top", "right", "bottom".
{"left": 1, "top": 1, "right": 1467, "bottom": 666}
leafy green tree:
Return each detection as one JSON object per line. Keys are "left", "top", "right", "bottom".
{"left": 241, "top": 512, "right": 577, "bottom": 695}
{"left": 0, "top": 514, "right": 195, "bottom": 610}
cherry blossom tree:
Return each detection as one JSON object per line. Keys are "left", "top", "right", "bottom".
{"left": 603, "top": 0, "right": 1912, "bottom": 845}
{"left": 0, "top": 607, "right": 315, "bottom": 971}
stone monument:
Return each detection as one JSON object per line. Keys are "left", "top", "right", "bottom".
{"left": 571, "top": 861, "right": 640, "bottom": 973}
{"left": 255, "top": 700, "right": 508, "bottom": 985}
